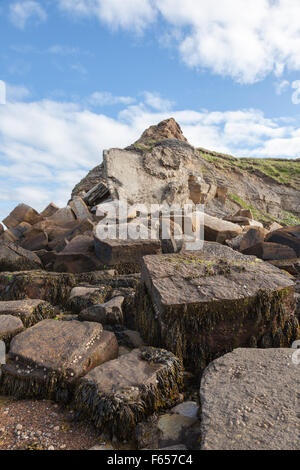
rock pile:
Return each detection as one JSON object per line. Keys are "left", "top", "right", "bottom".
{"left": 0, "top": 118, "right": 299, "bottom": 450}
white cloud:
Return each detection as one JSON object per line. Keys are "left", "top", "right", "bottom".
{"left": 57, "top": 0, "right": 300, "bottom": 84}
{"left": 5, "top": 84, "right": 30, "bottom": 102}
{"left": 1, "top": 91, "right": 300, "bottom": 222}
{"left": 58, "top": 0, "right": 156, "bottom": 32}
{"left": 88, "top": 92, "right": 135, "bottom": 106}
{"left": 143, "top": 92, "right": 174, "bottom": 111}
{"left": 9, "top": 1, "right": 47, "bottom": 29}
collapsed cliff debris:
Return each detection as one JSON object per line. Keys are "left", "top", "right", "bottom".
{"left": 0, "top": 118, "right": 299, "bottom": 449}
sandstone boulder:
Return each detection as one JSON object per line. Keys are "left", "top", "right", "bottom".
{"left": 204, "top": 214, "right": 242, "bottom": 243}
{"left": 68, "top": 197, "right": 91, "bottom": 221}
{"left": 0, "top": 299, "right": 56, "bottom": 327}
{"left": 0, "top": 319, "right": 118, "bottom": 402}
{"left": 0, "top": 241, "right": 42, "bottom": 271}
{"left": 0, "top": 271, "right": 76, "bottom": 305}
{"left": 40, "top": 202, "right": 59, "bottom": 218}
{"left": 21, "top": 228, "right": 48, "bottom": 251}
{"left": 136, "top": 243, "right": 298, "bottom": 373}
{"left": 3, "top": 204, "right": 41, "bottom": 229}
{"left": 74, "top": 347, "right": 183, "bottom": 440}
{"left": 0, "top": 315, "right": 24, "bottom": 347}
{"left": 79, "top": 296, "right": 124, "bottom": 325}
{"left": 200, "top": 348, "right": 299, "bottom": 450}
{"left": 242, "top": 242, "right": 297, "bottom": 260}
{"left": 240, "top": 227, "right": 266, "bottom": 252}
{"left": 46, "top": 207, "right": 76, "bottom": 225}
{"left": 265, "top": 225, "right": 300, "bottom": 257}
{"left": 52, "top": 235, "right": 104, "bottom": 273}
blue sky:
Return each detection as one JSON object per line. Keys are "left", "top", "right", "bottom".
{"left": 1, "top": 0, "right": 300, "bottom": 223}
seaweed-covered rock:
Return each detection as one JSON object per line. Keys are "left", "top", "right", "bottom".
{"left": 136, "top": 243, "right": 298, "bottom": 374}
{"left": 0, "top": 319, "right": 118, "bottom": 402}
{"left": 79, "top": 296, "right": 124, "bottom": 325}
{"left": 0, "top": 241, "right": 42, "bottom": 272}
{"left": 200, "top": 348, "right": 300, "bottom": 450}
{"left": 67, "top": 286, "right": 112, "bottom": 314}
{"left": 0, "top": 315, "right": 24, "bottom": 347}
{"left": 74, "top": 347, "right": 183, "bottom": 440}
{"left": 0, "top": 299, "right": 56, "bottom": 327}
{"left": 0, "top": 271, "right": 76, "bottom": 305}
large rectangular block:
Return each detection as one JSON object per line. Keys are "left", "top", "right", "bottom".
{"left": 136, "top": 243, "right": 298, "bottom": 374}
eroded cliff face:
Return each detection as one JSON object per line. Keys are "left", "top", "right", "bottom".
{"left": 71, "top": 118, "right": 300, "bottom": 227}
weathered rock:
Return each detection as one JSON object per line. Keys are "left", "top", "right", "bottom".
{"left": 3, "top": 204, "right": 41, "bottom": 229}
{"left": 188, "top": 175, "right": 217, "bottom": 204}
{"left": 0, "top": 241, "right": 42, "bottom": 271}
{"left": 0, "top": 315, "right": 24, "bottom": 347}
{"left": 47, "top": 207, "right": 76, "bottom": 225}
{"left": 0, "top": 319, "right": 118, "bottom": 402}
{"left": 21, "top": 228, "right": 48, "bottom": 251}
{"left": 83, "top": 181, "right": 110, "bottom": 207}
{"left": 121, "top": 329, "right": 145, "bottom": 349}
{"left": 131, "top": 118, "right": 188, "bottom": 150}
{"left": 67, "top": 286, "right": 111, "bottom": 314}
{"left": 223, "top": 216, "right": 252, "bottom": 226}
{"left": 0, "top": 271, "right": 76, "bottom": 305}
{"left": 0, "top": 299, "right": 56, "bottom": 327}
{"left": 171, "top": 401, "right": 199, "bottom": 419}
{"left": 40, "top": 202, "right": 59, "bottom": 218}
{"left": 265, "top": 225, "right": 300, "bottom": 257}
{"left": 104, "top": 140, "right": 204, "bottom": 208}
{"left": 234, "top": 208, "right": 253, "bottom": 219}
{"left": 136, "top": 243, "right": 298, "bottom": 373}
{"left": 74, "top": 347, "right": 183, "bottom": 440}
{"left": 200, "top": 348, "right": 300, "bottom": 450}
{"left": 268, "top": 258, "right": 300, "bottom": 276}
{"left": 136, "top": 412, "right": 201, "bottom": 450}
{"left": 242, "top": 242, "right": 297, "bottom": 260}
{"left": 0, "top": 228, "right": 19, "bottom": 243}
{"left": 267, "top": 221, "right": 283, "bottom": 232}
{"left": 52, "top": 235, "right": 104, "bottom": 273}
{"left": 94, "top": 233, "right": 161, "bottom": 273}
{"left": 240, "top": 227, "right": 266, "bottom": 252}
{"left": 0, "top": 224, "right": 4, "bottom": 236}
{"left": 204, "top": 214, "right": 242, "bottom": 243}
{"left": 79, "top": 296, "right": 124, "bottom": 325}
{"left": 68, "top": 197, "right": 91, "bottom": 221}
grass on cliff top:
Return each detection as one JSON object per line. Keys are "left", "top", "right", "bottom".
{"left": 198, "top": 148, "right": 300, "bottom": 191}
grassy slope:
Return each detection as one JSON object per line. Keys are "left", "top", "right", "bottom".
{"left": 198, "top": 148, "right": 300, "bottom": 226}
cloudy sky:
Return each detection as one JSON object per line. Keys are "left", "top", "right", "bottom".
{"left": 1, "top": 0, "right": 300, "bottom": 222}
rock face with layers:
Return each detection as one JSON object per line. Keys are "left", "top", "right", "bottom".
{"left": 0, "top": 299, "right": 56, "bottom": 327}
{"left": 200, "top": 348, "right": 300, "bottom": 450}
{"left": 0, "top": 241, "right": 42, "bottom": 271}
{"left": 136, "top": 243, "right": 298, "bottom": 373}
{"left": 74, "top": 347, "right": 183, "bottom": 440}
{"left": 265, "top": 225, "right": 300, "bottom": 256}
{"left": 0, "top": 319, "right": 118, "bottom": 402}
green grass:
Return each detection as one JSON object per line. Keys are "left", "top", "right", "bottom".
{"left": 199, "top": 149, "right": 300, "bottom": 191}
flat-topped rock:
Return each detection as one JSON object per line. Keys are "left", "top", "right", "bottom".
{"left": 242, "top": 241, "right": 297, "bottom": 260}
{"left": 204, "top": 214, "right": 242, "bottom": 243}
{"left": 0, "top": 319, "right": 118, "bottom": 402}
{"left": 0, "top": 299, "right": 56, "bottom": 327}
{"left": 0, "top": 271, "right": 76, "bottom": 305}
{"left": 0, "top": 241, "right": 42, "bottom": 272}
{"left": 136, "top": 242, "right": 298, "bottom": 373}
{"left": 200, "top": 348, "right": 300, "bottom": 450}
{"left": 75, "top": 347, "right": 183, "bottom": 440}
{"left": 0, "top": 315, "right": 24, "bottom": 347}
{"left": 94, "top": 235, "right": 161, "bottom": 273}
{"left": 53, "top": 235, "right": 104, "bottom": 273}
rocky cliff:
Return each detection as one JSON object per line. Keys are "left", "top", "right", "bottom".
{"left": 72, "top": 118, "right": 300, "bottom": 227}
